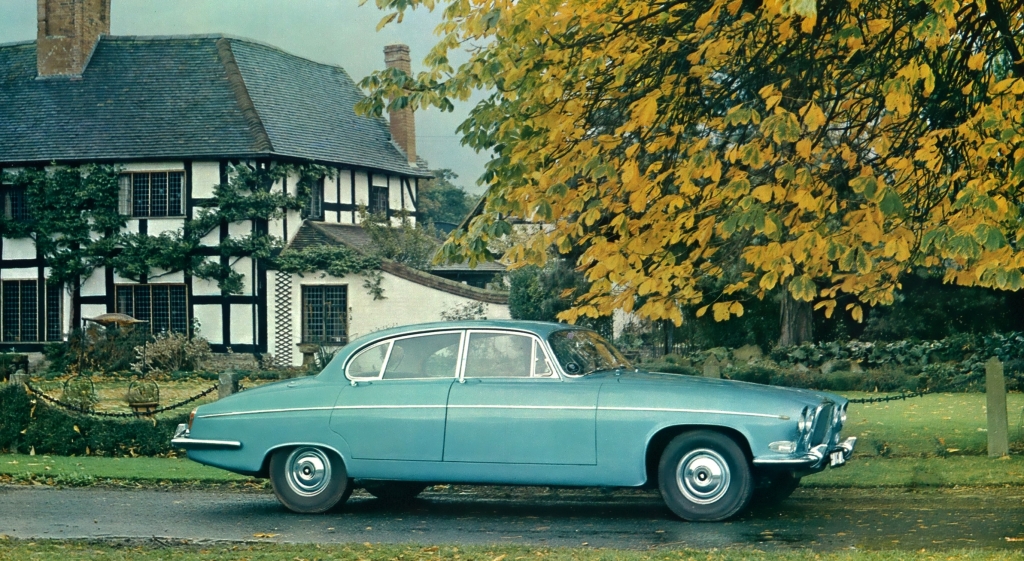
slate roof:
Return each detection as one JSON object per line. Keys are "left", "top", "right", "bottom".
{"left": 285, "top": 221, "right": 508, "bottom": 304}
{"left": 0, "top": 35, "right": 430, "bottom": 177}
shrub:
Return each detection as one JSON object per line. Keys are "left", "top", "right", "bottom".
{"left": 725, "top": 365, "right": 777, "bottom": 385}
{"left": 44, "top": 324, "right": 149, "bottom": 374}
{"left": 135, "top": 332, "right": 211, "bottom": 373}
{"left": 0, "top": 384, "right": 186, "bottom": 457}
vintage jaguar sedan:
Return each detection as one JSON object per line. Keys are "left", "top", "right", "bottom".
{"left": 173, "top": 320, "right": 855, "bottom": 521}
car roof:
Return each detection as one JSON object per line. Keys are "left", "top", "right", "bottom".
{"left": 344, "top": 320, "right": 583, "bottom": 349}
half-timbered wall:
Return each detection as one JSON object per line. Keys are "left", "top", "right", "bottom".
{"left": 0, "top": 159, "right": 420, "bottom": 354}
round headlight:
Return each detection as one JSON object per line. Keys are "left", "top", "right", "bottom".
{"left": 840, "top": 402, "right": 848, "bottom": 424}
{"left": 797, "top": 406, "right": 811, "bottom": 433}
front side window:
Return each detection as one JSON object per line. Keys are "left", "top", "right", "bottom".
{"left": 463, "top": 331, "right": 545, "bottom": 378}
{"left": 302, "top": 285, "right": 347, "bottom": 344}
{"left": 548, "top": 329, "right": 631, "bottom": 376}
{"left": 115, "top": 284, "right": 188, "bottom": 334}
{"left": 347, "top": 341, "right": 388, "bottom": 379}
{"left": 1, "top": 280, "right": 62, "bottom": 342}
{"left": 119, "top": 171, "right": 184, "bottom": 217}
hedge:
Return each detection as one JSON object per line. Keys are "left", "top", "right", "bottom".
{"left": 0, "top": 384, "right": 187, "bottom": 457}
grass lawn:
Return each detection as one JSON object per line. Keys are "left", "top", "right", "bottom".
{"left": 838, "top": 392, "right": 1024, "bottom": 457}
{"left": 0, "top": 453, "right": 250, "bottom": 486}
{"left": 0, "top": 542, "right": 1021, "bottom": 561}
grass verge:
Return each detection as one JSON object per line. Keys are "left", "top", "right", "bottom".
{"left": 2, "top": 453, "right": 1023, "bottom": 490}
{"left": 0, "top": 541, "right": 1021, "bottom": 561}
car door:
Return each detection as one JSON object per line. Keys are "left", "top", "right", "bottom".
{"left": 330, "top": 330, "right": 462, "bottom": 461}
{"left": 443, "top": 330, "right": 599, "bottom": 465}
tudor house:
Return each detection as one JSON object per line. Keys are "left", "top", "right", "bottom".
{"left": 0, "top": 0, "right": 508, "bottom": 367}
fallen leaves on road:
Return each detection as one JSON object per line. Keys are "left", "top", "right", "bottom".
{"left": 252, "top": 532, "right": 278, "bottom": 538}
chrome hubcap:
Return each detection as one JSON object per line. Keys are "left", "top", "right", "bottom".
{"left": 286, "top": 447, "right": 332, "bottom": 497}
{"left": 676, "top": 448, "right": 731, "bottom": 505}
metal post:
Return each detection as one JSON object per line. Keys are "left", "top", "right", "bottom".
{"left": 218, "top": 371, "right": 238, "bottom": 400}
{"left": 986, "top": 357, "right": 1009, "bottom": 457}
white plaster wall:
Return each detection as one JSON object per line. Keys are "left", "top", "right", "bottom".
{"left": 229, "top": 256, "right": 254, "bottom": 294}
{"left": 191, "top": 161, "right": 220, "bottom": 199}
{"left": 192, "top": 258, "right": 221, "bottom": 296}
{"left": 81, "top": 304, "right": 106, "bottom": 322}
{"left": 1, "top": 238, "right": 35, "bottom": 260}
{"left": 266, "top": 268, "right": 510, "bottom": 366}
{"left": 81, "top": 268, "right": 106, "bottom": 297}
{"left": 194, "top": 304, "right": 222, "bottom": 344}
{"left": 147, "top": 219, "right": 184, "bottom": 236}
{"left": 146, "top": 269, "right": 184, "bottom": 284}
{"left": 0, "top": 267, "right": 35, "bottom": 280}
{"left": 231, "top": 303, "right": 255, "bottom": 346}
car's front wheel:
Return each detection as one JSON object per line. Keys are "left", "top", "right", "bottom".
{"left": 658, "top": 431, "right": 753, "bottom": 521}
{"left": 270, "top": 446, "right": 352, "bottom": 513}
{"left": 362, "top": 481, "right": 428, "bottom": 502}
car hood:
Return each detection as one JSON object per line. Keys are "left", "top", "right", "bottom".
{"left": 599, "top": 369, "right": 842, "bottom": 407}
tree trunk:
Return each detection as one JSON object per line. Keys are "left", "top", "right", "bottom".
{"left": 778, "top": 292, "right": 813, "bottom": 347}
{"left": 662, "top": 319, "right": 675, "bottom": 355}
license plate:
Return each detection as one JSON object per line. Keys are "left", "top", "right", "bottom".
{"left": 830, "top": 451, "right": 846, "bottom": 467}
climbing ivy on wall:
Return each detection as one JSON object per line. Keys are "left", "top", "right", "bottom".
{"left": 0, "top": 162, "right": 374, "bottom": 301}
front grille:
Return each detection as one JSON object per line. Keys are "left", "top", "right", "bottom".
{"left": 811, "top": 403, "right": 834, "bottom": 446}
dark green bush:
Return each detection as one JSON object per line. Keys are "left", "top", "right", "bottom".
{"left": 725, "top": 365, "right": 776, "bottom": 385}
{"left": 649, "top": 364, "right": 700, "bottom": 376}
{"left": 0, "top": 384, "right": 186, "bottom": 456}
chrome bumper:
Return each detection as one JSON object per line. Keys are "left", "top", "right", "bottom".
{"left": 753, "top": 436, "right": 857, "bottom": 470}
{"left": 171, "top": 423, "right": 242, "bottom": 450}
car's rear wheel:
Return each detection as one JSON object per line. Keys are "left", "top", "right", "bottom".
{"left": 362, "top": 481, "right": 428, "bottom": 502}
{"left": 270, "top": 446, "right": 352, "bottom": 513}
{"left": 658, "top": 431, "right": 753, "bottom": 521}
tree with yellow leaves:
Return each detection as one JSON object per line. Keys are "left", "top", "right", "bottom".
{"left": 360, "top": 0, "right": 1024, "bottom": 345}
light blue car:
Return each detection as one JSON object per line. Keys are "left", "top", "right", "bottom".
{"left": 173, "top": 320, "right": 855, "bottom": 521}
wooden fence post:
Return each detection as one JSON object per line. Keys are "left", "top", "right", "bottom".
{"left": 986, "top": 357, "right": 1009, "bottom": 457}
{"left": 218, "top": 371, "right": 238, "bottom": 400}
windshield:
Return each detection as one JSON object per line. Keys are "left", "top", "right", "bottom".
{"left": 548, "top": 329, "right": 631, "bottom": 375}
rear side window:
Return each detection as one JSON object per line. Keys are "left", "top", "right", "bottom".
{"left": 347, "top": 341, "right": 388, "bottom": 379}
{"left": 382, "top": 332, "right": 462, "bottom": 379}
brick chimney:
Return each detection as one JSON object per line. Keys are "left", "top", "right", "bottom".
{"left": 384, "top": 44, "right": 417, "bottom": 166}
{"left": 37, "top": 0, "right": 110, "bottom": 78}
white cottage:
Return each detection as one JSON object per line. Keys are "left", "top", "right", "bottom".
{"left": 0, "top": 0, "right": 508, "bottom": 366}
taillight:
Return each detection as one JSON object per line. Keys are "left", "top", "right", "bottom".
{"left": 188, "top": 408, "right": 197, "bottom": 430}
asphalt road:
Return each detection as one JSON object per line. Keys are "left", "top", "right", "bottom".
{"left": 1, "top": 485, "right": 1022, "bottom": 551}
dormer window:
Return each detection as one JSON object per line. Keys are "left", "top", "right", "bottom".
{"left": 118, "top": 171, "right": 184, "bottom": 217}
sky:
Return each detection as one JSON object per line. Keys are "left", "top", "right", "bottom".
{"left": 0, "top": 0, "right": 491, "bottom": 193}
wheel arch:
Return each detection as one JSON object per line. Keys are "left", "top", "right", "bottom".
{"left": 257, "top": 442, "right": 349, "bottom": 479}
{"left": 643, "top": 424, "right": 754, "bottom": 487}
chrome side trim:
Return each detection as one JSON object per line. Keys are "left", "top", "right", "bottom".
{"left": 449, "top": 404, "right": 594, "bottom": 410}
{"left": 600, "top": 406, "right": 787, "bottom": 420}
{"left": 201, "top": 404, "right": 786, "bottom": 418}
{"left": 171, "top": 437, "right": 242, "bottom": 450}
{"left": 199, "top": 406, "right": 335, "bottom": 419}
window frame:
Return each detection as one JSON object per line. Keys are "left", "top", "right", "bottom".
{"left": 114, "top": 283, "right": 189, "bottom": 334}
{"left": 345, "top": 329, "right": 466, "bottom": 381}
{"left": 369, "top": 185, "right": 389, "bottom": 215}
{"left": 119, "top": 171, "right": 185, "bottom": 218}
{"left": 0, "top": 279, "right": 62, "bottom": 343}
{"left": 300, "top": 284, "right": 349, "bottom": 344}
{"left": 0, "top": 183, "right": 29, "bottom": 223}
{"left": 459, "top": 329, "right": 560, "bottom": 381}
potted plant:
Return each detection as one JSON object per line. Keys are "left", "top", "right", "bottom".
{"left": 126, "top": 378, "right": 160, "bottom": 417}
